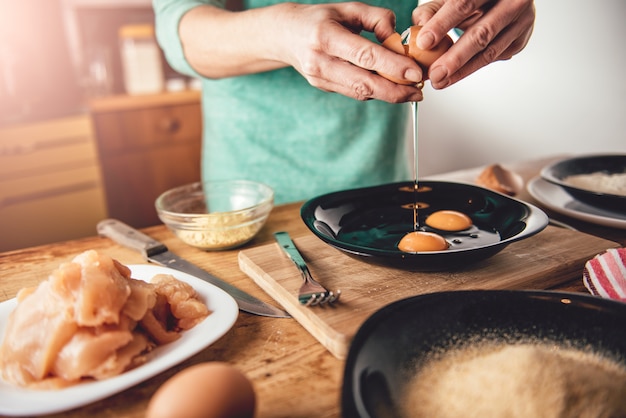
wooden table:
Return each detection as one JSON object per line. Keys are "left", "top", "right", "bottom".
{"left": 0, "top": 156, "right": 623, "bottom": 418}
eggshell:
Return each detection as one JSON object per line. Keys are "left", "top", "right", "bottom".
{"left": 407, "top": 26, "right": 454, "bottom": 78}
{"left": 379, "top": 32, "right": 413, "bottom": 85}
{"left": 380, "top": 25, "right": 453, "bottom": 82}
{"left": 146, "top": 362, "right": 256, "bottom": 418}
{"left": 425, "top": 210, "right": 473, "bottom": 231}
{"left": 475, "top": 164, "right": 524, "bottom": 196}
{"left": 382, "top": 32, "right": 408, "bottom": 55}
{"left": 398, "top": 231, "right": 449, "bottom": 252}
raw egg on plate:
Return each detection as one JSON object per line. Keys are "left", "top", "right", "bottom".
{"left": 425, "top": 210, "right": 473, "bottom": 232}
{"left": 398, "top": 231, "right": 449, "bottom": 253}
{"left": 146, "top": 362, "right": 255, "bottom": 418}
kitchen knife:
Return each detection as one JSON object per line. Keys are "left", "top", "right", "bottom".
{"left": 97, "top": 218, "right": 290, "bottom": 318}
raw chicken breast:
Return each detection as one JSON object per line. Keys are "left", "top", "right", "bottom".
{"left": 0, "top": 250, "right": 209, "bottom": 388}
{"left": 49, "top": 250, "right": 132, "bottom": 326}
{"left": 0, "top": 280, "right": 78, "bottom": 385}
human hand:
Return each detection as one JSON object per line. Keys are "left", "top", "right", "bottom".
{"left": 273, "top": 2, "right": 425, "bottom": 102}
{"left": 412, "top": 0, "right": 535, "bottom": 89}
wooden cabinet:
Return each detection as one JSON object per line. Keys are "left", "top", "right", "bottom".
{"left": 89, "top": 90, "right": 202, "bottom": 228}
{"left": 0, "top": 115, "right": 108, "bottom": 251}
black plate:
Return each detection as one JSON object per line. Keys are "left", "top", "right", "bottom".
{"left": 300, "top": 181, "right": 548, "bottom": 270}
{"left": 541, "top": 154, "right": 626, "bottom": 212}
{"left": 342, "top": 290, "right": 626, "bottom": 418}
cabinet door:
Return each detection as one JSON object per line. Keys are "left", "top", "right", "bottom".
{"left": 0, "top": 167, "right": 107, "bottom": 252}
{"left": 0, "top": 115, "right": 107, "bottom": 251}
{"left": 94, "top": 102, "right": 202, "bottom": 154}
{"left": 92, "top": 99, "right": 202, "bottom": 228}
{"left": 100, "top": 145, "right": 200, "bottom": 228}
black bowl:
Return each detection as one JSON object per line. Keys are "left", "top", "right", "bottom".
{"left": 541, "top": 154, "right": 626, "bottom": 212}
{"left": 300, "top": 181, "right": 548, "bottom": 270}
{"left": 342, "top": 290, "right": 626, "bottom": 418}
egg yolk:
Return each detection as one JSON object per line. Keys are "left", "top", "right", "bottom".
{"left": 425, "top": 210, "right": 473, "bottom": 231}
{"left": 398, "top": 231, "right": 449, "bottom": 253}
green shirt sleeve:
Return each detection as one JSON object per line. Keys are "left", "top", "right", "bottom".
{"left": 153, "top": 0, "right": 224, "bottom": 77}
{"left": 152, "top": 0, "right": 414, "bottom": 204}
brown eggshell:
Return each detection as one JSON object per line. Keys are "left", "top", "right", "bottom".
{"left": 475, "top": 164, "right": 524, "bottom": 196}
{"left": 407, "top": 25, "right": 454, "bottom": 79}
{"left": 379, "top": 32, "right": 413, "bottom": 85}
{"left": 146, "top": 362, "right": 256, "bottom": 418}
{"left": 382, "top": 32, "right": 408, "bottom": 55}
{"left": 379, "top": 26, "right": 453, "bottom": 83}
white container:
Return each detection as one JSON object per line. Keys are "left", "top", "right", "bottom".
{"left": 119, "top": 24, "right": 164, "bottom": 95}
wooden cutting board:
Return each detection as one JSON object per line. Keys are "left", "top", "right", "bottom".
{"left": 238, "top": 226, "right": 619, "bottom": 359}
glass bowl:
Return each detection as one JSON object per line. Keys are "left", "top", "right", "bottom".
{"left": 155, "top": 180, "right": 274, "bottom": 250}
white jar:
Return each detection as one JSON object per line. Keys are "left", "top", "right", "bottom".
{"left": 119, "top": 24, "right": 164, "bottom": 95}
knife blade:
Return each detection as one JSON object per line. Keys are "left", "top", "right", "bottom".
{"left": 97, "top": 218, "right": 290, "bottom": 318}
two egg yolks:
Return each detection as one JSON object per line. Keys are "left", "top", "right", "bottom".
{"left": 398, "top": 210, "right": 473, "bottom": 253}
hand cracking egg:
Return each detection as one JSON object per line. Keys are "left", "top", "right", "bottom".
{"left": 380, "top": 25, "right": 454, "bottom": 83}
{"left": 425, "top": 210, "right": 473, "bottom": 232}
{"left": 146, "top": 362, "right": 256, "bottom": 418}
{"left": 398, "top": 231, "right": 449, "bottom": 253}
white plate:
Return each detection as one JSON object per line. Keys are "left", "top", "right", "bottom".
{"left": 0, "top": 264, "right": 239, "bottom": 416}
{"left": 527, "top": 176, "right": 626, "bottom": 230}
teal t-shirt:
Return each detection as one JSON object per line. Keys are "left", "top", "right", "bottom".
{"left": 154, "top": 0, "right": 415, "bottom": 204}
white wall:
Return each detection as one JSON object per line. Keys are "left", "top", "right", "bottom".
{"left": 418, "top": 0, "right": 626, "bottom": 176}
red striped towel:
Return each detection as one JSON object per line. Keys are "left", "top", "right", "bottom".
{"left": 583, "top": 248, "right": 626, "bottom": 301}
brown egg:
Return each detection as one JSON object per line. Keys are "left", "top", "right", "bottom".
{"left": 380, "top": 32, "right": 413, "bottom": 85}
{"left": 380, "top": 25, "right": 453, "bottom": 82}
{"left": 406, "top": 26, "right": 454, "bottom": 79}
{"left": 398, "top": 231, "right": 449, "bottom": 253}
{"left": 146, "top": 362, "right": 256, "bottom": 418}
{"left": 425, "top": 210, "right": 473, "bottom": 232}
{"left": 475, "top": 164, "right": 525, "bottom": 196}
{"left": 382, "top": 32, "right": 408, "bottom": 55}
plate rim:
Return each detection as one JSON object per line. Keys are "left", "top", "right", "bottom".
{"left": 301, "top": 180, "right": 548, "bottom": 260}
{"left": 527, "top": 176, "right": 626, "bottom": 229}
{"left": 0, "top": 264, "right": 239, "bottom": 416}
{"left": 540, "top": 153, "right": 626, "bottom": 204}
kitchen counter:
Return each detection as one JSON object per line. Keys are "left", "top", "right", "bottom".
{"left": 0, "top": 156, "right": 623, "bottom": 418}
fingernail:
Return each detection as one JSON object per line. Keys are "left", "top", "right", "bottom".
{"left": 411, "top": 91, "right": 424, "bottom": 102}
{"left": 405, "top": 68, "right": 423, "bottom": 83}
{"left": 429, "top": 66, "right": 448, "bottom": 84}
{"left": 416, "top": 31, "right": 435, "bottom": 50}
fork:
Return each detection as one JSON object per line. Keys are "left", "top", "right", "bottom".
{"left": 274, "top": 231, "right": 341, "bottom": 306}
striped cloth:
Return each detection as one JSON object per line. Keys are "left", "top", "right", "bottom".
{"left": 583, "top": 248, "right": 626, "bottom": 301}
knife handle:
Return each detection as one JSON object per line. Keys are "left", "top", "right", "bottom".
{"left": 97, "top": 218, "right": 167, "bottom": 257}
{"left": 274, "top": 231, "right": 307, "bottom": 267}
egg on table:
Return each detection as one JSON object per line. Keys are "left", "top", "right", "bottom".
{"left": 146, "top": 362, "right": 256, "bottom": 418}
